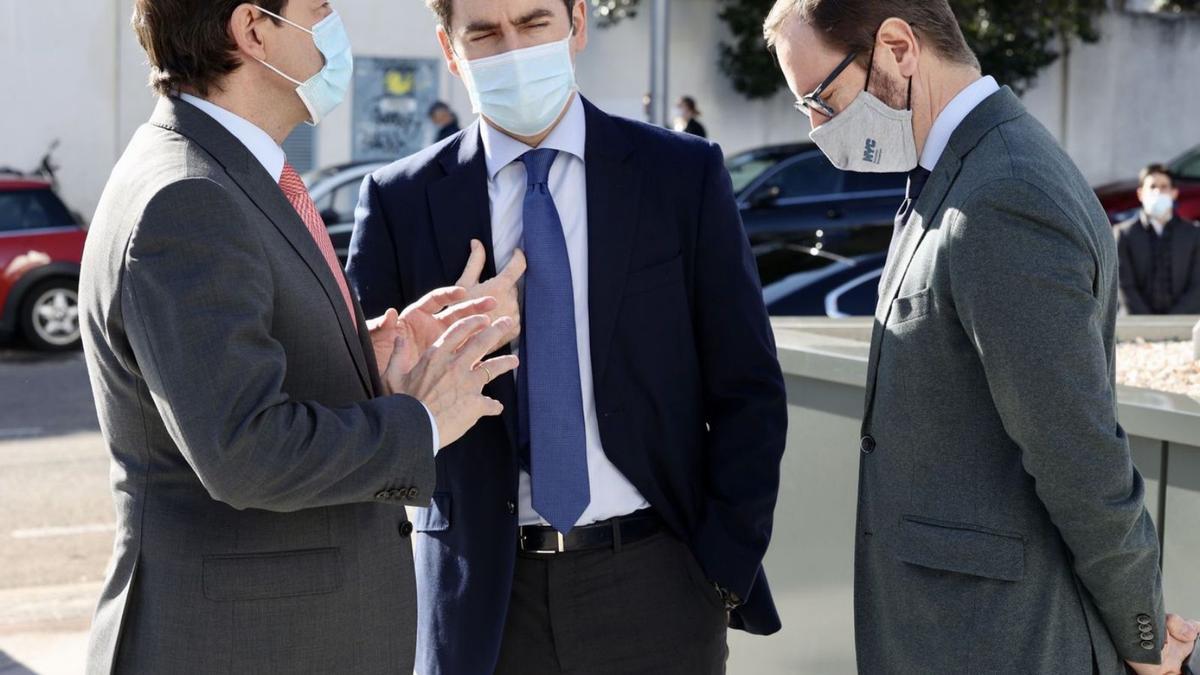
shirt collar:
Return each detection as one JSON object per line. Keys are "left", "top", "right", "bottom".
{"left": 481, "top": 94, "right": 586, "bottom": 181}
{"left": 179, "top": 93, "right": 287, "bottom": 183}
{"left": 919, "top": 76, "right": 1000, "bottom": 172}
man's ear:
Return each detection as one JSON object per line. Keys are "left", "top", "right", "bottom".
{"left": 876, "top": 17, "right": 920, "bottom": 79}
{"left": 570, "top": 0, "right": 589, "bottom": 53}
{"left": 437, "top": 26, "right": 462, "bottom": 79}
{"left": 229, "top": 4, "right": 270, "bottom": 64}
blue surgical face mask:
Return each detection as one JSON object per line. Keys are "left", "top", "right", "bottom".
{"left": 457, "top": 35, "right": 577, "bottom": 138}
{"left": 254, "top": 7, "right": 354, "bottom": 126}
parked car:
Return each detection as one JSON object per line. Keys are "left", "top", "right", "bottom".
{"left": 1095, "top": 144, "right": 1200, "bottom": 224}
{"left": 727, "top": 143, "right": 904, "bottom": 317}
{"left": 305, "top": 161, "right": 387, "bottom": 264}
{"left": 0, "top": 176, "right": 87, "bottom": 351}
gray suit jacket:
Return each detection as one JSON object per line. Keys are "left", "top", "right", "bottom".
{"left": 1115, "top": 214, "right": 1200, "bottom": 315}
{"left": 79, "top": 97, "right": 435, "bottom": 674}
{"left": 855, "top": 88, "right": 1164, "bottom": 674}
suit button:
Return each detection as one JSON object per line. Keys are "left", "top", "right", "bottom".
{"left": 1141, "top": 640, "right": 1155, "bottom": 650}
{"left": 399, "top": 521, "right": 414, "bottom": 538}
{"left": 1137, "top": 614, "right": 1152, "bottom": 624}
{"left": 1140, "top": 631, "right": 1154, "bottom": 641}
{"left": 506, "top": 501, "right": 517, "bottom": 515}
{"left": 375, "top": 490, "right": 390, "bottom": 500}
{"left": 860, "top": 436, "right": 876, "bottom": 454}
{"left": 407, "top": 487, "right": 420, "bottom": 500}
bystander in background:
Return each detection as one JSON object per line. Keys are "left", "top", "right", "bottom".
{"left": 1117, "top": 163, "right": 1200, "bottom": 315}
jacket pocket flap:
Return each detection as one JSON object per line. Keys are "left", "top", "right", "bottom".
{"left": 409, "top": 492, "right": 451, "bottom": 532}
{"left": 896, "top": 517, "right": 1024, "bottom": 582}
{"left": 889, "top": 288, "right": 932, "bottom": 326}
{"left": 203, "top": 547, "right": 342, "bottom": 601}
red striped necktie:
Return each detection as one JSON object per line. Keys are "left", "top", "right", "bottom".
{"left": 278, "top": 162, "right": 358, "bottom": 332}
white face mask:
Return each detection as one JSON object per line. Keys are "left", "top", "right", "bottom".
{"left": 809, "top": 89, "right": 918, "bottom": 173}
{"left": 1142, "top": 189, "right": 1174, "bottom": 222}
{"left": 253, "top": 7, "right": 354, "bottom": 126}
{"left": 457, "top": 35, "right": 577, "bottom": 138}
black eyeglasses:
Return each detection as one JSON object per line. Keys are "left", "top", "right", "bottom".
{"left": 794, "top": 51, "right": 859, "bottom": 120}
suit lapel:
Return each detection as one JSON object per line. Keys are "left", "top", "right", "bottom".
{"left": 427, "top": 124, "right": 520, "bottom": 451}
{"left": 862, "top": 88, "right": 1026, "bottom": 427}
{"left": 150, "top": 97, "right": 374, "bottom": 397}
{"left": 582, "top": 99, "right": 641, "bottom": 385}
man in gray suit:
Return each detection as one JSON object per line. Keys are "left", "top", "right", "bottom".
{"left": 766, "top": 0, "right": 1198, "bottom": 672}
{"left": 80, "top": 0, "right": 519, "bottom": 672}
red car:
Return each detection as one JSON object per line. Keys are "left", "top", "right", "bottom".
{"left": 1095, "top": 144, "right": 1200, "bottom": 224}
{"left": 0, "top": 176, "right": 86, "bottom": 351}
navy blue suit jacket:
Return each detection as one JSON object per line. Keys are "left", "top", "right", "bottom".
{"left": 347, "top": 99, "right": 787, "bottom": 674}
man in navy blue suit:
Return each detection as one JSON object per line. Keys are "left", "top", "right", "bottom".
{"left": 347, "top": 0, "right": 787, "bottom": 672}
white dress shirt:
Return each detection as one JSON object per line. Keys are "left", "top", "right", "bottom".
{"left": 178, "top": 94, "right": 440, "bottom": 452}
{"left": 918, "top": 76, "right": 1000, "bottom": 172}
{"left": 480, "top": 94, "right": 651, "bottom": 527}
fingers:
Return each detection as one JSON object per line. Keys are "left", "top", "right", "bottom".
{"left": 455, "top": 239, "right": 487, "bottom": 287}
{"left": 1167, "top": 614, "right": 1199, "bottom": 642}
{"left": 366, "top": 307, "right": 398, "bottom": 332}
{"left": 432, "top": 314, "right": 492, "bottom": 354}
{"left": 497, "top": 248, "right": 527, "bottom": 285}
{"left": 436, "top": 296, "right": 499, "bottom": 325}
{"left": 475, "top": 396, "right": 504, "bottom": 417}
{"left": 410, "top": 286, "right": 469, "bottom": 317}
{"left": 458, "top": 317, "right": 519, "bottom": 364}
{"left": 477, "top": 354, "right": 519, "bottom": 383}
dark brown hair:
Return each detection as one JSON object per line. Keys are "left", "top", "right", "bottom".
{"left": 1139, "top": 163, "right": 1173, "bottom": 187}
{"left": 132, "top": 0, "right": 288, "bottom": 97}
{"left": 764, "top": 0, "right": 979, "bottom": 70}
{"left": 426, "top": 0, "right": 576, "bottom": 30}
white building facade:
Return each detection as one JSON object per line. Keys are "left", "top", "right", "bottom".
{"left": 3, "top": 1, "right": 1199, "bottom": 219}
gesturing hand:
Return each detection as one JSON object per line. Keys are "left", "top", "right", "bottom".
{"left": 367, "top": 288, "right": 499, "bottom": 378}
{"left": 456, "top": 239, "right": 526, "bottom": 328}
{"left": 1126, "top": 614, "right": 1200, "bottom": 675}
{"left": 384, "top": 314, "right": 521, "bottom": 449}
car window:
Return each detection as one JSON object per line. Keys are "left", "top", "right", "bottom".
{"left": 756, "top": 154, "right": 842, "bottom": 201}
{"left": 316, "top": 176, "right": 364, "bottom": 224}
{"left": 842, "top": 171, "right": 907, "bottom": 194}
{"left": 1170, "top": 148, "right": 1200, "bottom": 180}
{"left": 727, "top": 156, "right": 779, "bottom": 194}
{"left": 0, "top": 190, "right": 75, "bottom": 233}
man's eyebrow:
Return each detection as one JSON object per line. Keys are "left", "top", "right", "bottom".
{"left": 463, "top": 19, "right": 502, "bottom": 34}
{"left": 512, "top": 9, "right": 555, "bottom": 26}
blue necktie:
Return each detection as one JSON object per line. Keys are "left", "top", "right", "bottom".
{"left": 517, "top": 148, "right": 590, "bottom": 534}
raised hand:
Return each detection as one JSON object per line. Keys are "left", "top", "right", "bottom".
{"left": 367, "top": 288, "right": 499, "bottom": 378}
{"left": 456, "top": 239, "right": 526, "bottom": 328}
{"left": 1126, "top": 614, "right": 1200, "bottom": 675}
{"left": 384, "top": 314, "right": 520, "bottom": 449}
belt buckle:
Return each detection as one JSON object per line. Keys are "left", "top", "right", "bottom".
{"left": 522, "top": 529, "right": 566, "bottom": 555}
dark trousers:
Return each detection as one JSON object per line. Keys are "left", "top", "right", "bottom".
{"left": 495, "top": 531, "right": 729, "bottom": 675}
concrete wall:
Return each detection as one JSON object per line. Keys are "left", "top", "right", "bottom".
{"left": 2, "top": 2, "right": 1198, "bottom": 219}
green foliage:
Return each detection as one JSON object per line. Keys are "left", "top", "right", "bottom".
{"left": 717, "top": 0, "right": 1109, "bottom": 99}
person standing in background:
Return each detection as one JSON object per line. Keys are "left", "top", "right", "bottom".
{"left": 429, "top": 100, "right": 462, "bottom": 141}
{"left": 673, "top": 95, "right": 708, "bottom": 138}
{"left": 1116, "top": 163, "right": 1200, "bottom": 315}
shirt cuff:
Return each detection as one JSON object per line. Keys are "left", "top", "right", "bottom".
{"left": 422, "top": 403, "right": 440, "bottom": 455}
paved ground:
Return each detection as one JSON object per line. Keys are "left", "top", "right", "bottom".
{"left": 0, "top": 346, "right": 106, "bottom": 674}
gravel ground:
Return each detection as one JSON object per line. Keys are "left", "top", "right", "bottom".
{"left": 1116, "top": 340, "right": 1200, "bottom": 396}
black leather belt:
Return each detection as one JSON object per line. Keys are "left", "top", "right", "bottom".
{"left": 518, "top": 510, "right": 663, "bottom": 554}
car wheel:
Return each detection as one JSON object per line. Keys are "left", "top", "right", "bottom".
{"left": 20, "top": 278, "right": 81, "bottom": 352}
